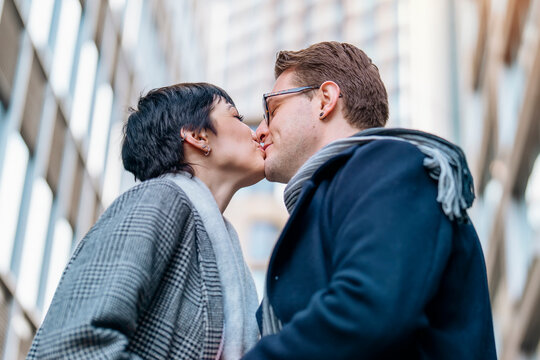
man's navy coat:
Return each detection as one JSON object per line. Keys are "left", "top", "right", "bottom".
{"left": 244, "top": 139, "right": 496, "bottom": 359}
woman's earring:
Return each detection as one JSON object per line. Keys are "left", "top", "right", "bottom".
{"left": 202, "top": 145, "right": 211, "bottom": 156}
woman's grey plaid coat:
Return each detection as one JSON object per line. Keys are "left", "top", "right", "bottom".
{"left": 27, "top": 178, "right": 224, "bottom": 359}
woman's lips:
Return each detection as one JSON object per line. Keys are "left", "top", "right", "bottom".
{"left": 262, "top": 143, "right": 271, "bottom": 151}
{"left": 256, "top": 144, "right": 266, "bottom": 159}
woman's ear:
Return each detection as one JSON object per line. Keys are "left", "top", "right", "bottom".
{"left": 318, "top": 81, "right": 341, "bottom": 121}
{"left": 180, "top": 128, "right": 211, "bottom": 156}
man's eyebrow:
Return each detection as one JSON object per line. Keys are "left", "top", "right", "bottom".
{"left": 267, "top": 97, "right": 281, "bottom": 110}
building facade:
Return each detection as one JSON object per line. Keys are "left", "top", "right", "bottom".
{"left": 0, "top": 0, "right": 538, "bottom": 358}
{"left": 454, "top": 0, "right": 540, "bottom": 358}
{"left": 0, "top": 0, "right": 207, "bottom": 358}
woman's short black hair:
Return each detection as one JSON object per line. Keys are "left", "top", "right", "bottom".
{"left": 121, "top": 82, "right": 235, "bottom": 181}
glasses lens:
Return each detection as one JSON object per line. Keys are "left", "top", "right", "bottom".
{"left": 261, "top": 86, "right": 318, "bottom": 125}
{"left": 262, "top": 96, "right": 269, "bottom": 124}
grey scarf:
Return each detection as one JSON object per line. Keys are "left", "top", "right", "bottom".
{"left": 262, "top": 127, "right": 475, "bottom": 336}
{"left": 164, "top": 173, "right": 259, "bottom": 358}
{"left": 285, "top": 127, "right": 475, "bottom": 220}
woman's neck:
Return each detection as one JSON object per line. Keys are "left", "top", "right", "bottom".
{"left": 193, "top": 168, "right": 240, "bottom": 213}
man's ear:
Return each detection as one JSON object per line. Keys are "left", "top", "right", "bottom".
{"left": 180, "top": 128, "right": 210, "bottom": 154}
{"left": 318, "top": 81, "right": 341, "bottom": 120}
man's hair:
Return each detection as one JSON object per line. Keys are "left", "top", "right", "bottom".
{"left": 275, "top": 41, "right": 389, "bottom": 128}
{"left": 121, "top": 82, "right": 235, "bottom": 181}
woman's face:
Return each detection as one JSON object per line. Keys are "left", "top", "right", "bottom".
{"left": 206, "top": 99, "right": 266, "bottom": 187}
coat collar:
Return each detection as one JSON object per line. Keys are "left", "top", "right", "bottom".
{"left": 266, "top": 145, "right": 363, "bottom": 291}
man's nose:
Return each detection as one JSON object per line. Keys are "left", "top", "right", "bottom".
{"left": 255, "top": 120, "right": 268, "bottom": 143}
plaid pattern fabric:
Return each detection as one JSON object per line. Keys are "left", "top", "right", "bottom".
{"left": 27, "top": 179, "right": 223, "bottom": 359}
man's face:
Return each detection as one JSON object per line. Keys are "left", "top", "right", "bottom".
{"left": 256, "top": 70, "right": 321, "bottom": 183}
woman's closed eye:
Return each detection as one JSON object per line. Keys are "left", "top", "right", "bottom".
{"left": 235, "top": 114, "right": 245, "bottom": 122}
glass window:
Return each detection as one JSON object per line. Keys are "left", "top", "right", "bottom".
{"left": 312, "top": 2, "right": 341, "bottom": 30}
{"left": 87, "top": 83, "right": 113, "bottom": 179}
{"left": 119, "top": 172, "right": 136, "bottom": 198}
{"left": 388, "top": 91, "right": 400, "bottom": 127}
{"left": 497, "top": 63, "right": 525, "bottom": 151}
{"left": 43, "top": 217, "right": 73, "bottom": 314}
{"left": 109, "top": 0, "right": 127, "bottom": 14}
{"left": 281, "top": 16, "right": 303, "bottom": 45}
{"left": 376, "top": 0, "right": 396, "bottom": 29}
{"left": 251, "top": 269, "right": 266, "bottom": 301}
{"left": 273, "top": 182, "right": 286, "bottom": 204}
{"left": 70, "top": 41, "right": 98, "bottom": 141}
{"left": 461, "top": 93, "right": 485, "bottom": 159}
{"left": 27, "top": 0, "right": 55, "bottom": 49}
{"left": 0, "top": 133, "right": 29, "bottom": 272}
{"left": 344, "top": 0, "right": 374, "bottom": 14}
{"left": 504, "top": 200, "right": 534, "bottom": 302}
{"left": 397, "top": 88, "right": 409, "bottom": 127}
{"left": 98, "top": 11, "right": 117, "bottom": 82}
{"left": 476, "top": 178, "right": 504, "bottom": 251}
{"left": 238, "top": 179, "right": 275, "bottom": 196}
{"left": 50, "top": 0, "right": 81, "bottom": 97}
{"left": 121, "top": 0, "right": 143, "bottom": 52}
{"left": 109, "top": 0, "right": 126, "bottom": 32}
{"left": 248, "top": 221, "right": 279, "bottom": 263}
{"left": 283, "top": 1, "right": 303, "bottom": 15}
{"left": 375, "top": 30, "right": 398, "bottom": 63}
{"left": 345, "top": 0, "right": 361, "bottom": 15}
{"left": 343, "top": 17, "right": 361, "bottom": 43}
{"left": 134, "top": 10, "right": 167, "bottom": 88}
{"left": 16, "top": 177, "right": 53, "bottom": 310}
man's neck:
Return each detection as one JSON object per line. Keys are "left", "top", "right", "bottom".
{"left": 316, "top": 119, "right": 363, "bottom": 152}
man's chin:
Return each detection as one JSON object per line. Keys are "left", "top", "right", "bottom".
{"left": 264, "top": 167, "right": 288, "bottom": 184}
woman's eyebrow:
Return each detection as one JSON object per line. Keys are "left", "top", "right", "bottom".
{"left": 227, "top": 104, "right": 240, "bottom": 114}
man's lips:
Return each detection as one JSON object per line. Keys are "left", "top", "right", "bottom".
{"left": 262, "top": 143, "right": 272, "bottom": 151}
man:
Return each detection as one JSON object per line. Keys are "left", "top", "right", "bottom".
{"left": 243, "top": 42, "right": 496, "bottom": 359}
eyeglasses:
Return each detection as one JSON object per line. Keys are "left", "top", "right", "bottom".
{"left": 262, "top": 85, "right": 320, "bottom": 125}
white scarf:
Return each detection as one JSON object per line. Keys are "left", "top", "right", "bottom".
{"left": 164, "top": 173, "right": 259, "bottom": 359}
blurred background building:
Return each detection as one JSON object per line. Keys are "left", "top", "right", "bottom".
{"left": 0, "top": 0, "right": 209, "bottom": 357}
{"left": 0, "top": 0, "right": 538, "bottom": 359}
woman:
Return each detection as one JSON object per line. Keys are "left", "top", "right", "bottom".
{"left": 27, "top": 83, "right": 264, "bottom": 359}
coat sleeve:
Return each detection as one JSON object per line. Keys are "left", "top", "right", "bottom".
{"left": 243, "top": 140, "right": 454, "bottom": 359}
{"left": 29, "top": 182, "right": 194, "bottom": 359}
